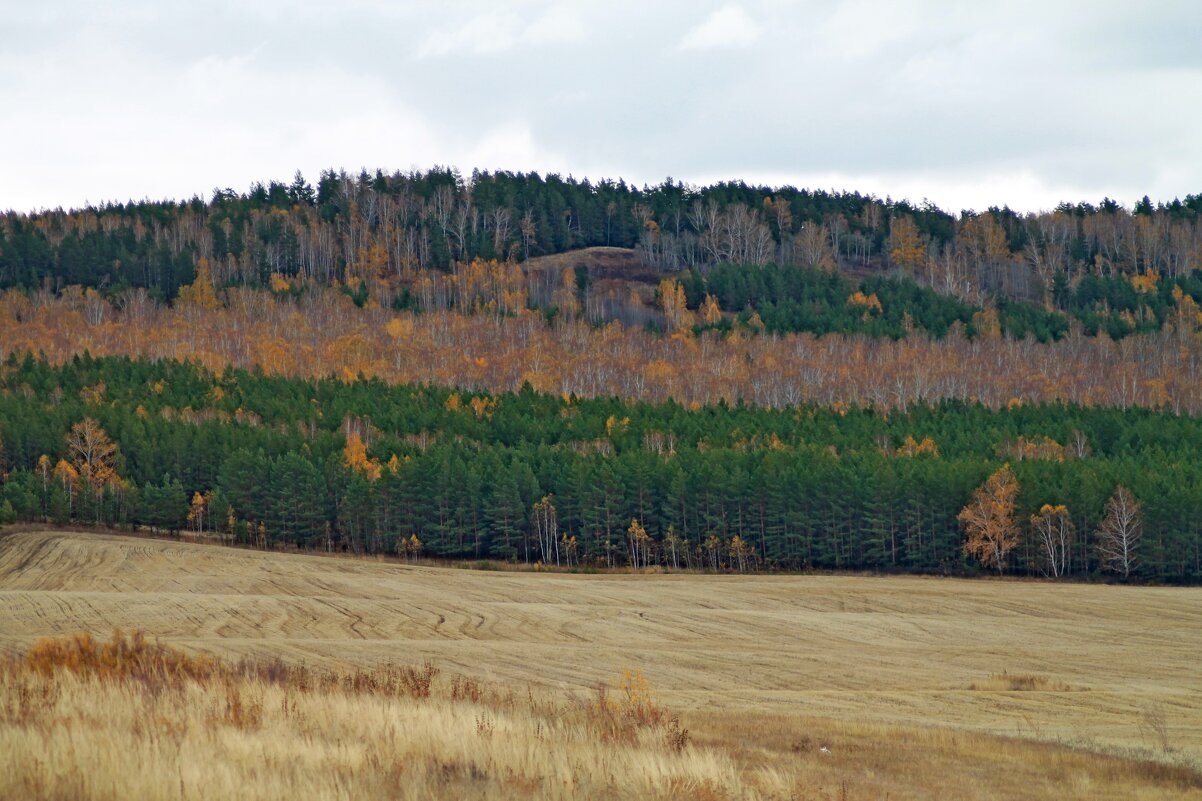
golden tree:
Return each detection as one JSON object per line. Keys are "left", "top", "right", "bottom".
{"left": 958, "top": 464, "right": 1020, "bottom": 574}
{"left": 627, "top": 518, "right": 651, "bottom": 568}
{"left": 657, "top": 279, "right": 693, "bottom": 333}
{"left": 66, "top": 418, "right": 119, "bottom": 488}
{"left": 343, "top": 431, "right": 382, "bottom": 481}
{"left": 187, "top": 492, "right": 207, "bottom": 534}
{"left": 888, "top": 214, "right": 925, "bottom": 275}
{"left": 728, "top": 534, "right": 751, "bottom": 573}
{"left": 703, "top": 534, "right": 723, "bottom": 572}
{"left": 176, "top": 258, "right": 220, "bottom": 311}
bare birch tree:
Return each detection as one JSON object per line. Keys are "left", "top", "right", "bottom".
{"left": 1097, "top": 486, "right": 1142, "bottom": 579}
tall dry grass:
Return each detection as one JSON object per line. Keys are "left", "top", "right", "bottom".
{"left": 2, "top": 631, "right": 1200, "bottom": 801}
{"left": 1, "top": 631, "right": 748, "bottom": 801}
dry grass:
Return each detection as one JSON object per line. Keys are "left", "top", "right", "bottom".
{"left": 3, "top": 631, "right": 1199, "bottom": 801}
{"left": 1, "top": 529, "right": 1201, "bottom": 799}
{"left": 968, "top": 672, "right": 1078, "bottom": 693}
{"left": 1, "top": 631, "right": 749, "bottom": 801}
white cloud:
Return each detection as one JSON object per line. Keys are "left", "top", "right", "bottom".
{"left": 415, "top": 6, "right": 585, "bottom": 60}
{"left": 465, "top": 121, "right": 570, "bottom": 174}
{"left": 524, "top": 7, "right": 586, "bottom": 45}
{"left": 415, "top": 12, "right": 520, "bottom": 59}
{"left": 679, "top": 4, "right": 761, "bottom": 51}
{"left": 2, "top": 1, "right": 1200, "bottom": 213}
{"left": 706, "top": 168, "right": 1112, "bottom": 217}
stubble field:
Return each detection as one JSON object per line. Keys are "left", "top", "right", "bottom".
{"left": 1, "top": 528, "right": 1200, "bottom": 800}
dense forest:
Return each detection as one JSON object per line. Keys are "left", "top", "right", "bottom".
{"left": 1, "top": 354, "right": 1198, "bottom": 581}
{"left": 5, "top": 276, "right": 1202, "bottom": 412}
{"left": 4, "top": 171, "right": 1202, "bottom": 582}
{"left": 3, "top": 168, "right": 1202, "bottom": 327}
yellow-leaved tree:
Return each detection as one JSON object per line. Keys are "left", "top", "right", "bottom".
{"left": 66, "top": 417, "right": 119, "bottom": 489}
{"left": 177, "top": 258, "right": 220, "bottom": 311}
{"left": 958, "top": 464, "right": 1020, "bottom": 574}
{"left": 343, "top": 431, "right": 382, "bottom": 481}
{"left": 888, "top": 214, "right": 925, "bottom": 276}
{"left": 657, "top": 279, "right": 693, "bottom": 333}
{"left": 65, "top": 417, "right": 122, "bottom": 523}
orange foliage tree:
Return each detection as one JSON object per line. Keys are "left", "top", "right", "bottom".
{"left": 958, "top": 464, "right": 1020, "bottom": 574}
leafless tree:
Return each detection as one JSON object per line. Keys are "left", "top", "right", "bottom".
{"left": 1097, "top": 486, "right": 1142, "bottom": 579}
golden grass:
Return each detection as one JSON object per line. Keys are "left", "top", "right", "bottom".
{"left": 968, "top": 672, "right": 1077, "bottom": 693}
{"left": 1, "top": 529, "right": 1201, "bottom": 799}
{"left": 1, "top": 631, "right": 748, "bottom": 801}
{"left": 3, "top": 631, "right": 1199, "bottom": 801}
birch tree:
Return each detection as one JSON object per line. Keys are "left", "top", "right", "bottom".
{"left": 958, "top": 464, "right": 1020, "bottom": 575}
{"left": 1097, "top": 486, "right": 1142, "bottom": 579}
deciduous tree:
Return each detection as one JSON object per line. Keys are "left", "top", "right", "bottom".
{"left": 1097, "top": 486, "right": 1142, "bottom": 579}
{"left": 958, "top": 464, "right": 1020, "bottom": 574}
{"left": 1030, "top": 504, "right": 1074, "bottom": 578}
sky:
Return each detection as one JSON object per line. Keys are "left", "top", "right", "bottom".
{"left": 2, "top": 0, "right": 1200, "bottom": 214}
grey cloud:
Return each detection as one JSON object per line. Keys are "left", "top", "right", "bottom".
{"left": 2, "top": 0, "right": 1199, "bottom": 213}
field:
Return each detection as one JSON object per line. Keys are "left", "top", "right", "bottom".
{"left": 2, "top": 528, "right": 1201, "bottom": 800}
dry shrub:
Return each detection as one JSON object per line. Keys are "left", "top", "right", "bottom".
{"left": 969, "top": 672, "right": 1074, "bottom": 692}
{"left": 664, "top": 716, "right": 691, "bottom": 753}
{"left": 0, "top": 674, "right": 60, "bottom": 725}
{"left": 19, "top": 630, "right": 222, "bottom": 687}
{"left": 217, "top": 682, "right": 263, "bottom": 730}
{"left": 615, "top": 668, "right": 665, "bottom": 726}
{"left": 400, "top": 661, "right": 440, "bottom": 698}
{"left": 320, "top": 661, "right": 439, "bottom": 699}
{"left": 1139, "top": 704, "right": 1172, "bottom": 753}
{"left": 451, "top": 674, "right": 484, "bottom": 702}
{"left": 580, "top": 669, "right": 675, "bottom": 745}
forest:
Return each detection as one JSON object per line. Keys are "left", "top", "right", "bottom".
{"left": 5, "top": 274, "right": 1202, "bottom": 412}
{"left": 3, "top": 168, "right": 1201, "bottom": 321}
{"left": 4, "top": 171, "right": 1202, "bottom": 582}
{"left": 1, "top": 354, "right": 1198, "bottom": 581}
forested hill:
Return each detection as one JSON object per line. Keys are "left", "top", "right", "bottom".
{"left": 1, "top": 354, "right": 1199, "bottom": 581}
{"left": 2, "top": 168, "right": 1201, "bottom": 338}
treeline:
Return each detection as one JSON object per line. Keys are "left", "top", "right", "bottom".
{"left": 672, "top": 263, "right": 1202, "bottom": 342}
{"left": 3, "top": 168, "right": 1201, "bottom": 323}
{"left": 1, "top": 354, "right": 1199, "bottom": 581}
{"left": 6, "top": 280, "right": 1202, "bottom": 412}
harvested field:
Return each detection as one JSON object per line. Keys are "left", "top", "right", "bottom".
{"left": 1, "top": 528, "right": 1200, "bottom": 799}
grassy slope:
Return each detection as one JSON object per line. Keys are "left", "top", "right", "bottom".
{"left": 1, "top": 529, "right": 1200, "bottom": 799}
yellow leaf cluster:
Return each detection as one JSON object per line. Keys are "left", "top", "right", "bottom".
{"left": 997, "top": 435, "right": 1066, "bottom": 462}
{"left": 177, "top": 258, "right": 220, "bottom": 311}
{"left": 1130, "top": 271, "right": 1158, "bottom": 294}
{"left": 468, "top": 396, "right": 496, "bottom": 419}
{"left": 606, "top": 415, "right": 630, "bottom": 436}
{"left": 848, "top": 291, "right": 883, "bottom": 315}
{"left": 896, "top": 435, "right": 940, "bottom": 458}
{"left": 700, "top": 294, "right": 723, "bottom": 325}
{"left": 343, "top": 432, "right": 382, "bottom": 481}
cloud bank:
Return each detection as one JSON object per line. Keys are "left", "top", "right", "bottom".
{"left": 2, "top": 0, "right": 1199, "bottom": 213}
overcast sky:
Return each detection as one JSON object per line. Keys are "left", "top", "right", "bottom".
{"left": 3, "top": 1, "right": 1200, "bottom": 214}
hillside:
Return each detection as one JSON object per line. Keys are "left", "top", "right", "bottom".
{"left": 4, "top": 169, "right": 1202, "bottom": 342}
{"left": 2, "top": 529, "right": 1200, "bottom": 800}
{"left": 3, "top": 355, "right": 1202, "bottom": 580}
{"left": 2, "top": 529, "right": 1200, "bottom": 754}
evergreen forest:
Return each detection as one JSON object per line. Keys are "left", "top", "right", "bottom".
{"left": 1, "top": 354, "right": 1198, "bottom": 581}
